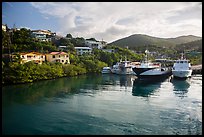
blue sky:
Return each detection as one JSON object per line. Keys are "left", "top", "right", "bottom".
{"left": 2, "top": 2, "right": 59, "bottom": 32}
{"left": 2, "top": 2, "right": 202, "bottom": 43}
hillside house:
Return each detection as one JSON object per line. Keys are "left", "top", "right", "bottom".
{"left": 46, "top": 52, "right": 70, "bottom": 64}
{"left": 85, "top": 40, "right": 106, "bottom": 49}
{"left": 74, "top": 47, "right": 92, "bottom": 55}
{"left": 12, "top": 52, "right": 46, "bottom": 64}
{"left": 31, "top": 30, "right": 56, "bottom": 42}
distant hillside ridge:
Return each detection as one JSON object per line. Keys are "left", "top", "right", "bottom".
{"left": 166, "top": 35, "right": 202, "bottom": 45}
{"left": 175, "top": 39, "right": 202, "bottom": 52}
{"left": 108, "top": 34, "right": 202, "bottom": 49}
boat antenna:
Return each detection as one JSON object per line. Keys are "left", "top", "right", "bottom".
{"left": 145, "top": 49, "right": 148, "bottom": 62}
{"left": 181, "top": 52, "right": 184, "bottom": 60}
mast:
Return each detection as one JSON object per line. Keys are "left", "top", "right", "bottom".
{"left": 145, "top": 50, "right": 148, "bottom": 63}
{"left": 181, "top": 52, "right": 184, "bottom": 60}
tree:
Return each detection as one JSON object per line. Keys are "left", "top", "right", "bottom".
{"left": 2, "top": 31, "right": 10, "bottom": 54}
{"left": 86, "top": 38, "right": 97, "bottom": 41}
{"left": 71, "top": 37, "right": 85, "bottom": 47}
{"left": 66, "top": 33, "right": 72, "bottom": 39}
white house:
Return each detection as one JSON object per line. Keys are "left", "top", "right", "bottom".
{"left": 85, "top": 40, "right": 106, "bottom": 49}
{"left": 74, "top": 47, "right": 92, "bottom": 55}
{"left": 31, "top": 30, "right": 55, "bottom": 42}
{"left": 2, "top": 24, "right": 7, "bottom": 32}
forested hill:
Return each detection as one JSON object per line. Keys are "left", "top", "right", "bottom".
{"left": 108, "top": 34, "right": 202, "bottom": 49}
{"left": 166, "top": 35, "right": 202, "bottom": 45}
{"left": 175, "top": 39, "right": 202, "bottom": 52}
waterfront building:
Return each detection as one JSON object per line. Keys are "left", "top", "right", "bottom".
{"left": 46, "top": 52, "right": 70, "bottom": 64}
{"left": 12, "top": 52, "right": 46, "bottom": 64}
{"left": 74, "top": 47, "right": 92, "bottom": 55}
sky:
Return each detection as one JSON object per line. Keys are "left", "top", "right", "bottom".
{"left": 2, "top": 2, "right": 202, "bottom": 43}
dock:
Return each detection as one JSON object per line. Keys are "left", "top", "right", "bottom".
{"left": 191, "top": 65, "right": 202, "bottom": 74}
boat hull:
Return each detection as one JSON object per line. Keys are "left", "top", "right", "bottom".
{"left": 111, "top": 67, "right": 134, "bottom": 75}
{"left": 172, "top": 70, "right": 192, "bottom": 78}
{"left": 102, "top": 71, "right": 111, "bottom": 74}
{"left": 132, "top": 67, "right": 172, "bottom": 81}
{"left": 101, "top": 67, "right": 112, "bottom": 74}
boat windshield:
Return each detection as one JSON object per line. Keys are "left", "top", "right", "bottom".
{"left": 176, "top": 60, "right": 189, "bottom": 63}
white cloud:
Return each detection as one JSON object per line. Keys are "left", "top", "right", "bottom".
{"left": 30, "top": 2, "right": 202, "bottom": 43}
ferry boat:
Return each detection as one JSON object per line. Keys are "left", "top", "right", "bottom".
{"left": 101, "top": 67, "right": 112, "bottom": 74}
{"left": 172, "top": 53, "right": 192, "bottom": 79}
{"left": 132, "top": 50, "right": 172, "bottom": 80}
{"left": 111, "top": 59, "right": 135, "bottom": 75}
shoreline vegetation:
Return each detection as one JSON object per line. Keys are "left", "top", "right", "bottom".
{"left": 2, "top": 48, "right": 143, "bottom": 86}
{"left": 2, "top": 28, "right": 202, "bottom": 86}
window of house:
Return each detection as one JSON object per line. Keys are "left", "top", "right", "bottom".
{"left": 22, "top": 55, "right": 24, "bottom": 58}
{"left": 27, "top": 56, "right": 32, "bottom": 58}
{"left": 59, "top": 55, "right": 60, "bottom": 58}
{"left": 53, "top": 55, "right": 55, "bottom": 58}
{"left": 41, "top": 56, "right": 44, "bottom": 58}
{"left": 62, "top": 60, "right": 64, "bottom": 62}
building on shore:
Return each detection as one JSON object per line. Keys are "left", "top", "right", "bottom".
{"left": 45, "top": 51, "right": 70, "bottom": 64}
{"left": 12, "top": 52, "right": 46, "bottom": 64}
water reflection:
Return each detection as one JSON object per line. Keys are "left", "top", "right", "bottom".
{"left": 132, "top": 79, "right": 163, "bottom": 97}
{"left": 101, "top": 74, "right": 136, "bottom": 87}
{"left": 171, "top": 78, "right": 190, "bottom": 98}
{"left": 2, "top": 74, "right": 103, "bottom": 106}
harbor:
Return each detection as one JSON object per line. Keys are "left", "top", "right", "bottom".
{"left": 2, "top": 2, "right": 202, "bottom": 135}
{"left": 2, "top": 73, "right": 202, "bottom": 135}
{"left": 102, "top": 50, "right": 202, "bottom": 80}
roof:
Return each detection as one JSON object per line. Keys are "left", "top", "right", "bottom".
{"left": 75, "top": 47, "right": 91, "bottom": 49}
{"left": 59, "top": 46, "right": 67, "bottom": 48}
{"left": 31, "top": 30, "right": 51, "bottom": 33}
{"left": 19, "top": 52, "right": 45, "bottom": 55}
{"left": 49, "top": 52, "right": 68, "bottom": 55}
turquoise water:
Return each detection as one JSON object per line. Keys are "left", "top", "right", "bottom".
{"left": 2, "top": 74, "right": 202, "bottom": 135}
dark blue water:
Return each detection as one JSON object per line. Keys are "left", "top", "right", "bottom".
{"left": 2, "top": 74, "right": 202, "bottom": 135}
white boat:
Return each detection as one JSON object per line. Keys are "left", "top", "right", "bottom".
{"left": 172, "top": 53, "right": 192, "bottom": 79}
{"left": 101, "top": 67, "right": 112, "bottom": 74}
{"left": 132, "top": 50, "right": 172, "bottom": 80}
{"left": 111, "top": 59, "right": 135, "bottom": 75}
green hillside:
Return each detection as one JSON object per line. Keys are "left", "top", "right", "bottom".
{"left": 175, "top": 39, "right": 202, "bottom": 52}
{"left": 166, "top": 35, "right": 202, "bottom": 45}
{"left": 108, "top": 34, "right": 202, "bottom": 50}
